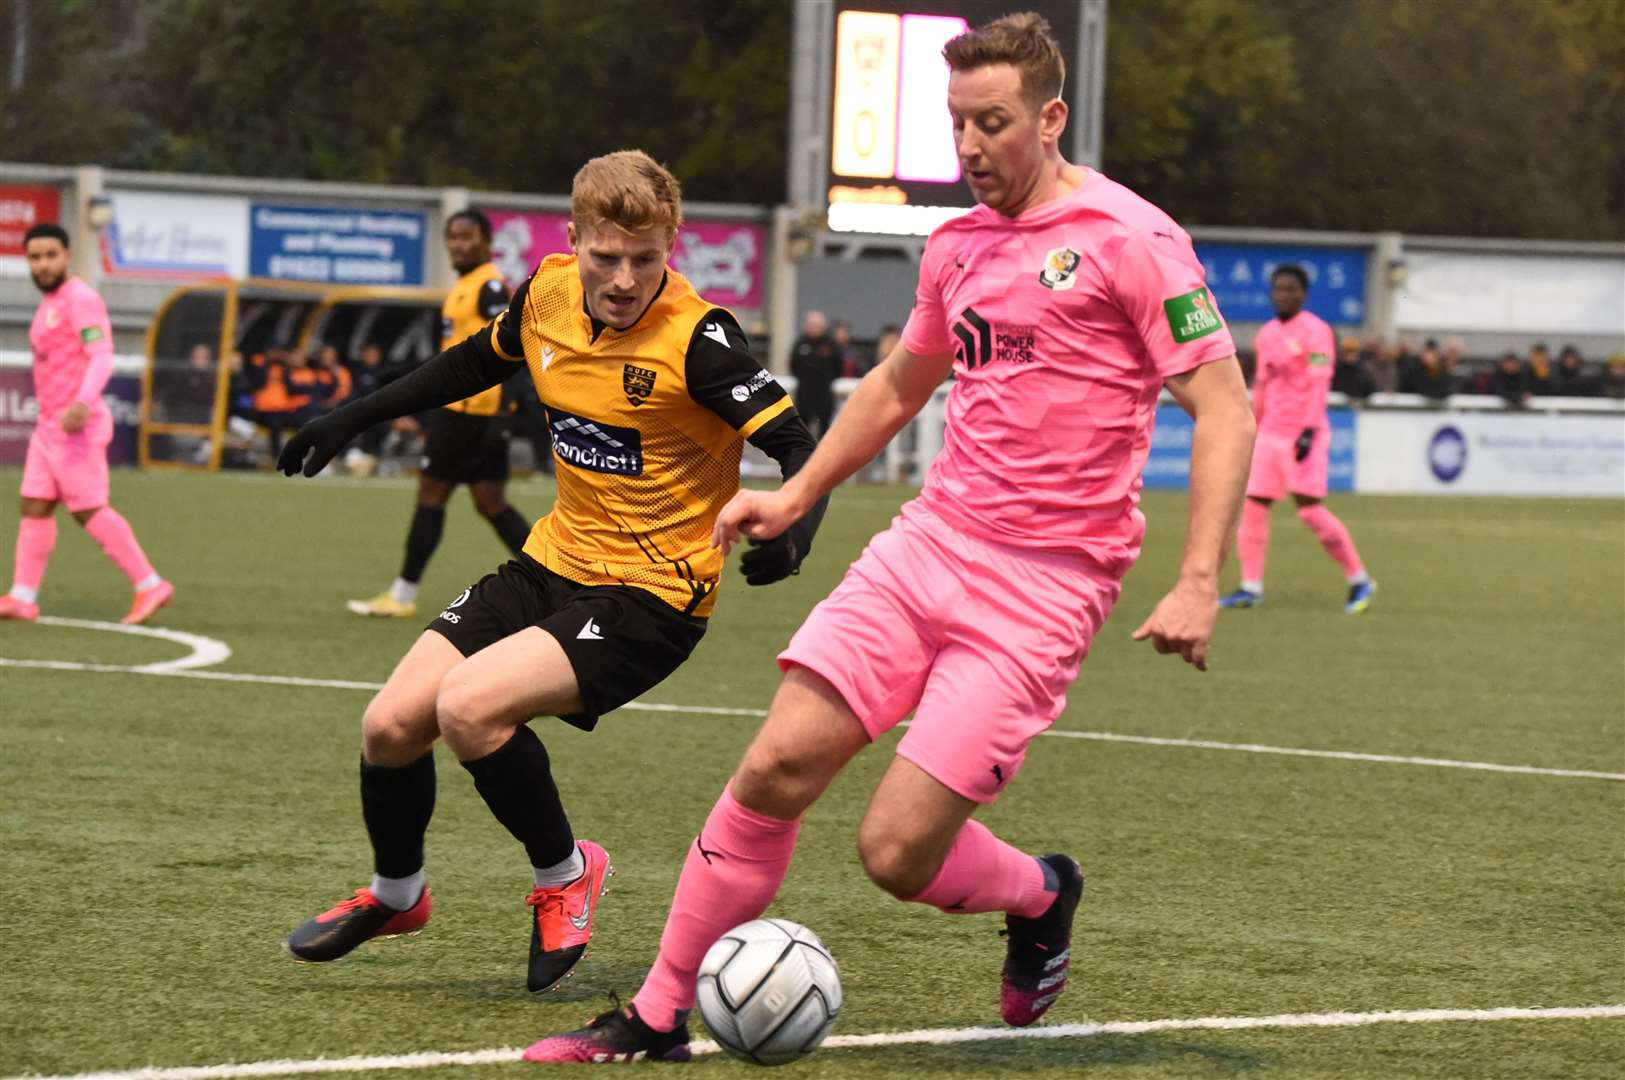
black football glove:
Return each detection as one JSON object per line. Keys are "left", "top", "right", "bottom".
{"left": 277, "top": 408, "right": 363, "bottom": 477}
{"left": 1294, "top": 427, "right": 1315, "bottom": 462}
{"left": 739, "top": 530, "right": 807, "bottom": 586}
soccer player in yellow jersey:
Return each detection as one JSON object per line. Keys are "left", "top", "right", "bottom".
{"left": 347, "top": 209, "right": 532, "bottom": 618}
{"left": 275, "top": 152, "right": 825, "bottom": 995}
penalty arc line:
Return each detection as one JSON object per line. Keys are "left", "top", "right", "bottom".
{"left": 32, "top": 616, "right": 231, "bottom": 673}
{"left": 6, "top": 1004, "right": 1624, "bottom": 1080}
{"left": 0, "top": 655, "right": 1621, "bottom": 781}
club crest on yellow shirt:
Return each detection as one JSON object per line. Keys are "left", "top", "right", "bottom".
{"left": 623, "top": 364, "right": 658, "bottom": 407}
{"left": 1038, "top": 246, "right": 1081, "bottom": 291}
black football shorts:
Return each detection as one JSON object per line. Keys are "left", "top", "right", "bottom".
{"left": 427, "top": 554, "right": 706, "bottom": 730}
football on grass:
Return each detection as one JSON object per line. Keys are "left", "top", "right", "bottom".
{"left": 696, "top": 918, "right": 843, "bottom": 1066}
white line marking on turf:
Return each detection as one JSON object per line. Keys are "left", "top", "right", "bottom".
{"left": 31, "top": 617, "right": 231, "bottom": 672}
{"left": 7, "top": 1004, "right": 1622, "bottom": 1080}
{"left": 1037, "top": 728, "right": 1625, "bottom": 782}
{"left": 1, "top": 654, "right": 1620, "bottom": 781}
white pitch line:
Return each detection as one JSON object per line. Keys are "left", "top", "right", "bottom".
{"left": 7, "top": 1004, "right": 1623, "bottom": 1080}
{"left": 1040, "top": 728, "right": 1625, "bottom": 782}
{"left": 1, "top": 654, "right": 1621, "bottom": 781}
{"left": 33, "top": 616, "right": 231, "bottom": 672}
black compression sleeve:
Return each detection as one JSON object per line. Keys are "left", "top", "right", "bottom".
{"left": 747, "top": 410, "right": 829, "bottom": 548}
{"left": 332, "top": 325, "right": 516, "bottom": 428}
{"left": 748, "top": 409, "right": 817, "bottom": 476}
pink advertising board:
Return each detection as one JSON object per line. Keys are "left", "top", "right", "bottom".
{"left": 486, "top": 210, "right": 765, "bottom": 310}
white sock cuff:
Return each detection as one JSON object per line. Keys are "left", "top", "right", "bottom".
{"left": 533, "top": 845, "right": 586, "bottom": 888}
{"left": 370, "top": 869, "right": 427, "bottom": 911}
{"left": 9, "top": 585, "right": 39, "bottom": 604}
{"left": 1240, "top": 580, "right": 1264, "bottom": 595}
{"left": 389, "top": 578, "right": 420, "bottom": 604}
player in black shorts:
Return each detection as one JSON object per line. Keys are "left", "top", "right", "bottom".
{"left": 275, "top": 151, "right": 826, "bottom": 996}
{"left": 347, "top": 209, "right": 529, "bottom": 619}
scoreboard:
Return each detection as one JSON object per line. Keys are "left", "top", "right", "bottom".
{"left": 811, "top": 1, "right": 1103, "bottom": 234}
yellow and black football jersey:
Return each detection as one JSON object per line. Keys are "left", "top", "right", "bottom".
{"left": 441, "top": 262, "right": 511, "bottom": 416}
{"left": 488, "top": 255, "right": 792, "bottom": 617}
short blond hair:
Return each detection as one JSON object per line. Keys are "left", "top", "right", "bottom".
{"left": 571, "top": 150, "right": 683, "bottom": 241}
{"left": 943, "top": 12, "right": 1065, "bottom": 111}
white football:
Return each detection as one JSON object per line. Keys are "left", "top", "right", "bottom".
{"left": 696, "top": 918, "right": 843, "bottom": 1066}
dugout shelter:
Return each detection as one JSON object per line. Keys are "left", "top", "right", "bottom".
{"left": 140, "top": 280, "right": 444, "bottom": 470}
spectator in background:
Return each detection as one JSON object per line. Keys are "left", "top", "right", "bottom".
{"left": 832, "top": 319, "right": 862, "bottom": 379}
{"left": 1367, "top": 339, "right": 1402, "bottom": 394}
{"left": 314, "top": 344, "right": 353, "bottom": 406}
{"left": 343, "top": 342, "right": 405, "bottom": 472}
{"left": 1555, "top": 345, "right": 1597, "bottom": 397}
{"left": 154, "top": 343, "right": 219, "bottom": 424}
{"left": 1604, "top": 353, "right": 1625, "bottom": 400}
{"left": 873, "top": 323, "right": 902, "bottom": 373}
{"left": 250, "top": 342, "right": 296, "bottom": 453}
{"left": 255, "top": 343, "right": 342, "bottom": 457}
{"left": 790, "top": 309, "right": 840, "bottom": 438}
{"left": 1526, "top": 343, "right": 1559, "bottom": 396}
{"left": 1442, "top": 339, "right": 1465, "bottom": 383}
{"left": 1490, "top": 350, "right": 1530, "bottom": 408}
{"left": 226, "top": 350, "right": 255, "bottom": 421}
{"left": 1402, "top": 338, "right": 1458, "bottom": 399}
{"left": 1331, "top": 336, "right": 1372, "bottom": 399}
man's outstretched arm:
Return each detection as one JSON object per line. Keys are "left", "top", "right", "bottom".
{"left": 712, "top": 341, "right": 953, "bottom": 551}
{"left": 1131, "top": 356, "right": 1255, "bottom": 670}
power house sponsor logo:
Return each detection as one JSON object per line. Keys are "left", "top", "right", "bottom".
{"left": 547, "top": 408, "right": 643, "bottom": 475}
{"left": 1163, "top": 287, "right": 1224, "bottom": 344}
{"left": 952, "top": 308, "right": 1039, "bottom": 369}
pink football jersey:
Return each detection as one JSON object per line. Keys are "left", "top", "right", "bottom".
{"left": 900, "top": 170, "right": 1236, "bottom": 574}
{"left": 29, "top": 277, "right": 115, "bottom": 428}
{"left": 1249, "top": 310, "right": 1337, "bottom": 437}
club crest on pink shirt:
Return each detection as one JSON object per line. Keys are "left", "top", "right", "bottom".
{"left": 1038, "top": 246, "right": 1082, "bottom": 291}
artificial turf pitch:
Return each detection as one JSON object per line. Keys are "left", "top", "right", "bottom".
{"left": 1, "top": 469, "right": 1621, "bottom": 1079}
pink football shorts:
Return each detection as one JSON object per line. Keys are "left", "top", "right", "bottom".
{"left": 20, "top": 414, "right": 113, "bottom": 512}
{"left": 1245, "top": 429, "right": 1329, "bottom": 502}
{"left": 778, "top": 499, "right": 1121, "bottom": 804}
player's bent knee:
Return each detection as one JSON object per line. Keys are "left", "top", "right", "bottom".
{"left": 361, "top": 695, "right": 437, "bottom": 766}
{"left": 732, "top": 745, "right": 830, "bottom": 817}
{"left": 433, "top": 673, "right": 518, "bottom": 756}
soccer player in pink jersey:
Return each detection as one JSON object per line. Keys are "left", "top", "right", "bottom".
{"left": 0, "top": 224, "right": 172, "bottom": 625}
{"left": 1219, "top": 264, "right": 1374, "bottom": 614}
{"left": 524, "top": 13, "right": 1256, "bottom": 1063}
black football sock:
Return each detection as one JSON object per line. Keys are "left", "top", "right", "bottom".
{"left": 360, "top": 752, "right": 436, "bottom": 879}
{"left": 484, "top": 505, "right": 531, "bottom": 555}
{"left": 399, "top": 505, "right": 446, "bottom": 584}
{"left": 460, "top": 725, "right": 576, "bottom": 870}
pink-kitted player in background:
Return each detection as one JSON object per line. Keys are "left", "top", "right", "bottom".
{"left": 0, "top": 223, "right": 172, "bottom": 625}
{"left": 1220, "top": 263, "right": 1375, "bottom": 614}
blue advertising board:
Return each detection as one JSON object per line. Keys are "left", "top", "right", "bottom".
{"left": 1194, "top": 243, "right": 1368, "bottom": 326}
{"left": 249, "top": 203, "right": 427, "bottom": 286}
{"left": 1144, "top": 404, "right": 1356, "bottom": 492}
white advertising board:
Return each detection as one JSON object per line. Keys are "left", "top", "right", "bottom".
{"left": 1394, "top": 250, "right": 1625, "bottom": 337}
{"left": 1356, "top": 411, "right": 1625, "bottom": 498}
{"left": 101, "top": 190, "right": 250, "bottom": 279}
